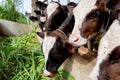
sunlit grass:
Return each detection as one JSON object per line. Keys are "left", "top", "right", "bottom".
{"left": 0, "top": 0, "right": 28, "bottom": 24}
{"left": 0, "top": 28, "right": 74, "bottom": 80}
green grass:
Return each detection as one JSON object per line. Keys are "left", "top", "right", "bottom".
{"left": 0, "top": 0, "right": 28, "bottom": 24}
{"left": 0, "top": 28, "right": 74, "bottom": 80}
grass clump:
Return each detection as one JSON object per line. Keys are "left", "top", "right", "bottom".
{"left": 0, "top": 28, "right": 74, "bottom": 80}
{"left": 0, "top": 0, "right": 28, "bottom": 24}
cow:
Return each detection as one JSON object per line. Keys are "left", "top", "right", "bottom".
{"left": 35, "top": 1, "right": 47, "bottom": 27}
{"left": 68, "top": 0, "right": 120, "bottom": 52}
{"left": 89, "top": 18, "right": 120, "bottom": 80}
{"left": 67, "top": 0, "right": 120, "bottom": 79}
{"left": 29, "top": 1, "right": 69, "bottom": 32}
{"left": 30, "top": 1, "right": 70, "bottom": 44}
{"left": 37, "top": 2, "right": 77, "bottom": 77}
{"left": 29, "top": 1, "right": 47, "bottom": 31}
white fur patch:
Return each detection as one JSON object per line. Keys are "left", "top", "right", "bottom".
{"left": 40, "top": 16, "right": 46, "bottom": 22}
{"left": 89, "top": 19, "right": 120, "bottom": 80}
{"left": 69, "top": 0, "right": 97, "bottom": 46}
{"left": 42, "top": 33, "right": 56, "bottom": 65}
{"left": 47, "top": 2, "right": 59, "bottom": 19}
{"left": 43, "top": 69, "right": 51, "bottom": 76}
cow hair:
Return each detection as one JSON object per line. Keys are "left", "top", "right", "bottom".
{"left": 98, "top": 46, "right": 120, "bottom": 80}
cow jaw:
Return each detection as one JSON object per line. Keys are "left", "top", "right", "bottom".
{"left": 69, "top": 0, "right": 97, "bottom": 47}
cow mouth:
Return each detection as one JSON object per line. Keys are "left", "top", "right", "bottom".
{"left": 43, "top": 70, "right": 56, "bottom": 77}
{"left": 74, "top": 38, "right": 79, "bottom": 42}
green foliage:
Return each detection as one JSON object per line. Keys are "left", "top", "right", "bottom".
{"left": 0, "top": 0, "right": 28, "bottom": 24}
{"left": 0, "top": 28, "right": 74, "bottom": 80}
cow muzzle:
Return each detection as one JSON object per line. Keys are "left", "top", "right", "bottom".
{"left": 43, "top": 70, "right": 56, "bottom": 77}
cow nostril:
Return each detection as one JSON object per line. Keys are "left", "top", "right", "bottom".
{"left": 43, "top": 72, "right": 56, "bottom": 78}
{"left": 47, "top": 75, "right": 51, "bottom": 77}
{"left": 74, "top": 38, "right": 79, "bottom": 42}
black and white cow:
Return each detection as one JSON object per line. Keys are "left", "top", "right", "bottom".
{"left": 37, "top": 2, "right": 77, "bottom": 77}
{"left": 66, "top": 0, "right": 120, "bottom": 79}
{"left": 90, "top": 17, "right": 120, "bottom": 80}
{"left": 30, "top": 1, "right": 69, "bottom": 32}
{"left": 35, "top": 1, "right": 47, "bottom": 26}
{"left": 29, "top": 1, "right": 47, "bottom": 31}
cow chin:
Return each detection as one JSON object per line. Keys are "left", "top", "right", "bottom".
{"left": 43, "top": 69, "right": 56, "bottom": 77}
{"left": 43, "top": 63, "right": 59, "bottom": 77}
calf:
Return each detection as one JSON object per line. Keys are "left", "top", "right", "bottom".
{"left": 41, "top": 15, "right": 75, "bottom": 77}
{"left": 67, "top": 0, "right": 120, "bottom": 79}
{"left": 89, "top": 18, "right": 120, "bottom": 80}
{"left": 37, "top": 2, "right": 77, "bottom": 77}
{"left": 29, "top": 1, "right": 47, "bottom": 31}
{"left": 35, "top": 1, "right": 47, "bottom": 26}
{"left": 88, "top": 0, "right": 120, "bottom": 79}
{"left": 30, "top": 1, "right": 69, "bottom": 31}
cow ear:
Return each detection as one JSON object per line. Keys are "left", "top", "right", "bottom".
{"left": 63, "top": 6, "right": 68, "bottom": 13}
{"left": 34, "top": 10, "right": 41, "bottom": 15}
{"left": 36, "top": 32, "right": 45, "bottom": 39}
{"left": 29, "top": 16, "right": 38, "bottom": 22}
{"left": 107, "top": 0, "right": 120, "bottom": 10}
{"left": 96, "top": 0, "right": 108, "bottom": 11}
{"left": 35, "top": 1, "right": 47, "bottom": 10}
{"left": 96, "top": 0, "right": 109, "bottom": 5}
{"left": 96, "top": 0, "right": 120, "bottom": 11}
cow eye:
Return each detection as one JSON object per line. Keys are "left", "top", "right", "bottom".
{"left": 87, "top": 9, "right": 100, "bottom": 19}
{"left": 93, "top": 10, "right": 100, "bottom": 17}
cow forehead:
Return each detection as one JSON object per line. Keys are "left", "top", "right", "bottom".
{"left": 47, "top": 2, "right": 60, "bottom": 19}
{"left": 42, "top": 33, "right": 57, "bottom": 62}
{"left": 72, "top": 0, "right": 97, "bottom": 33}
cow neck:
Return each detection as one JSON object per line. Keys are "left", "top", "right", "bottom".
{"left": 58, "top": 14, "right": 74, "bottom": 35}
{"left": 59, "top": 14, "right": 73, "bottom": 30}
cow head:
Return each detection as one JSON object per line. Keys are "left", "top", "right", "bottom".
{"left": 69, "top": 0, "right": 120, "bottom": 47}
{"left": 44, "top": 2, "right": 68, "bottom": 31}
{"left": 35, "top": 1, "right": 47, "bottom": 24}
{"left": 37, "top": 29, "right": 75, "bottom": 77}
{"left": 29, "top": 1, "right": 47, "bottom": 31}
{"left": 29, "top": 16, "right": 38, "bottom": 22}
{"left": 35, "top": 1, "right": 47, "bottom": 10}
{"left": 36, "top": 2, "right": 77, "bottom": 77}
